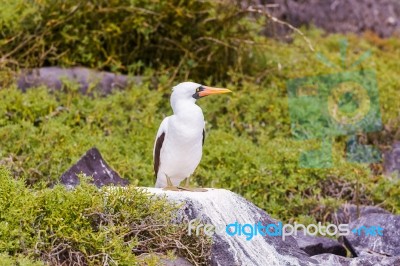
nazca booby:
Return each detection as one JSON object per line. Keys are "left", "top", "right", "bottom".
{"left": 153, "top": 82, "right": 231, "bottom": 191}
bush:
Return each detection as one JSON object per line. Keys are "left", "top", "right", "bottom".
{"left": 0, "top": 0, "right": 261, "bottom": 82}
{"left": 0, "top": 167, "right": 210, "bottom": 265}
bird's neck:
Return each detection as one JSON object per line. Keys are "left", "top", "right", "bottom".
{"left": 172, "top": 100, "right": 204, "bottom": 122}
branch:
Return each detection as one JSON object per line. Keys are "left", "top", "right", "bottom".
{"left": 246, "top": 6, "right": 315, "bottom": 52}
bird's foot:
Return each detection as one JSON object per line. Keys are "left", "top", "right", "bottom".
{"left": 162, "top": 176, "right": 182, "bottom": 191}
{"left": 162, "top": 186, "right": 182, "bottom": 191}
{"left": 177, "top": 177, "right": 208, "bottom": 192}
{"left": 177, "top": 186, "right": 208, "bottom": 192}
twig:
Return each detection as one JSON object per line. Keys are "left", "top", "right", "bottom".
{"left": 246, "top": 6, "right": 315, "bottom": 52}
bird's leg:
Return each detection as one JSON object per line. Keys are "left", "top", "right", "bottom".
{"left": 178, "top": 176, "right": 208, "bottom": 192}
{"left": 162, "top": 176, "right": 181, "bottom": 191}
{"left": 167, "top": 176, "right": 173, "bottom": 186}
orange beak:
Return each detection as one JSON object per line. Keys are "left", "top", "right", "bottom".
{"left": 198, "top": 86, "right": 232, "bottom": 97}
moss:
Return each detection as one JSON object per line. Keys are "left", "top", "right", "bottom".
{"left": 0, "top": 253, "right": 44, "bottom": 266}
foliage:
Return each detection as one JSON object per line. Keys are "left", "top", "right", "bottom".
{"left": 0, "top": 0, "right": 260, "bottom": 82}
{"left": 1, "top": 28, "right": 400, "bottom": 218}
{"left": 0, "top": 168, "right": 210, "bottom": 265}
{"left": 0, "top": 253, "right": 43, "bottom": 266}
{"left": 0, "top": 0, "right": 400, "bottom": 264}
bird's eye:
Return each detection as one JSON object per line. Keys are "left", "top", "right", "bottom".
{"left": 196, "top": 88, "right": 200, "bottom": 92}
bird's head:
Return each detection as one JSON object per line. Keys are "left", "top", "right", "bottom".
{"left": 171, "top": 82, "right": 231, "bottom": 104}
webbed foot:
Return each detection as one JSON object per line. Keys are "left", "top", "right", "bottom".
{"left": 177, "top": 186, "right": 208, "bottom": 192}
{"left": 177, "top": 177, "right": 208, "bottom": 192}
{"left": 162, "top": 176, "right": 183, "bottom": 191}
{"left": 162, "top": 186, "right": 182, "bottom": 191}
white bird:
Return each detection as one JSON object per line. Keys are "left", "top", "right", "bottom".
{"left": 153, "top": 82, "right": 231, "bottom": 191}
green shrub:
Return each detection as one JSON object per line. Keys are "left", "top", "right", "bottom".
{"left": 0, "top": 253, "right": 43, "bottom": 266}
{"left": 0, "top": 167, "right": 210, "bottom": 265}
{"left": 0, "top": 0, "right": 261, "bottom": 81}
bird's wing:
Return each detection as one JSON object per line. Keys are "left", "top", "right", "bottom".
{"left": 153, "top": 117, "right": 169, "bottom": 178}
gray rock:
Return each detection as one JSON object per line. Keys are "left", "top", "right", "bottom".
{"left": 253, "top": 0, "right": 400, "bottom": 38}
{"left": 383, "top": 141, "right": 400, "bottom": 177}
{"left": 108, "top": 188, "right": 400, "bottom": 265}
{"left": 60, "top": 147, "right": 129, "bottom": 188}
{"left": 293, "top": 234, "right": 346, "bottom": 257}
{"left": 144, "top": 188, "right": 318, "bottom": 266}
{"left": 346, "top": 213, "right": 400, "bottom": 257}
{"left": 311, "top": 253, "right": 351, "bottom": 265}
{"left": 312, "top": 253, "right": 400, "bottom": 266}
{"left": 16, "top": 67, "right": 141, "bottom": 95}
{"left": 332, "top": 203, "right": 390, "bottom": 224}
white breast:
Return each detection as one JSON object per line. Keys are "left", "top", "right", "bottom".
{"left": 155, "top": 104, "right": 205, "bottom": 188}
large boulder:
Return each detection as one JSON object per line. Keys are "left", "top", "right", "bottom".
{"left": 143, "top": 188, "right": 400, "bottom": 265}
{"left": 145, "top": 188, "right": 317, "bottom": 266}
